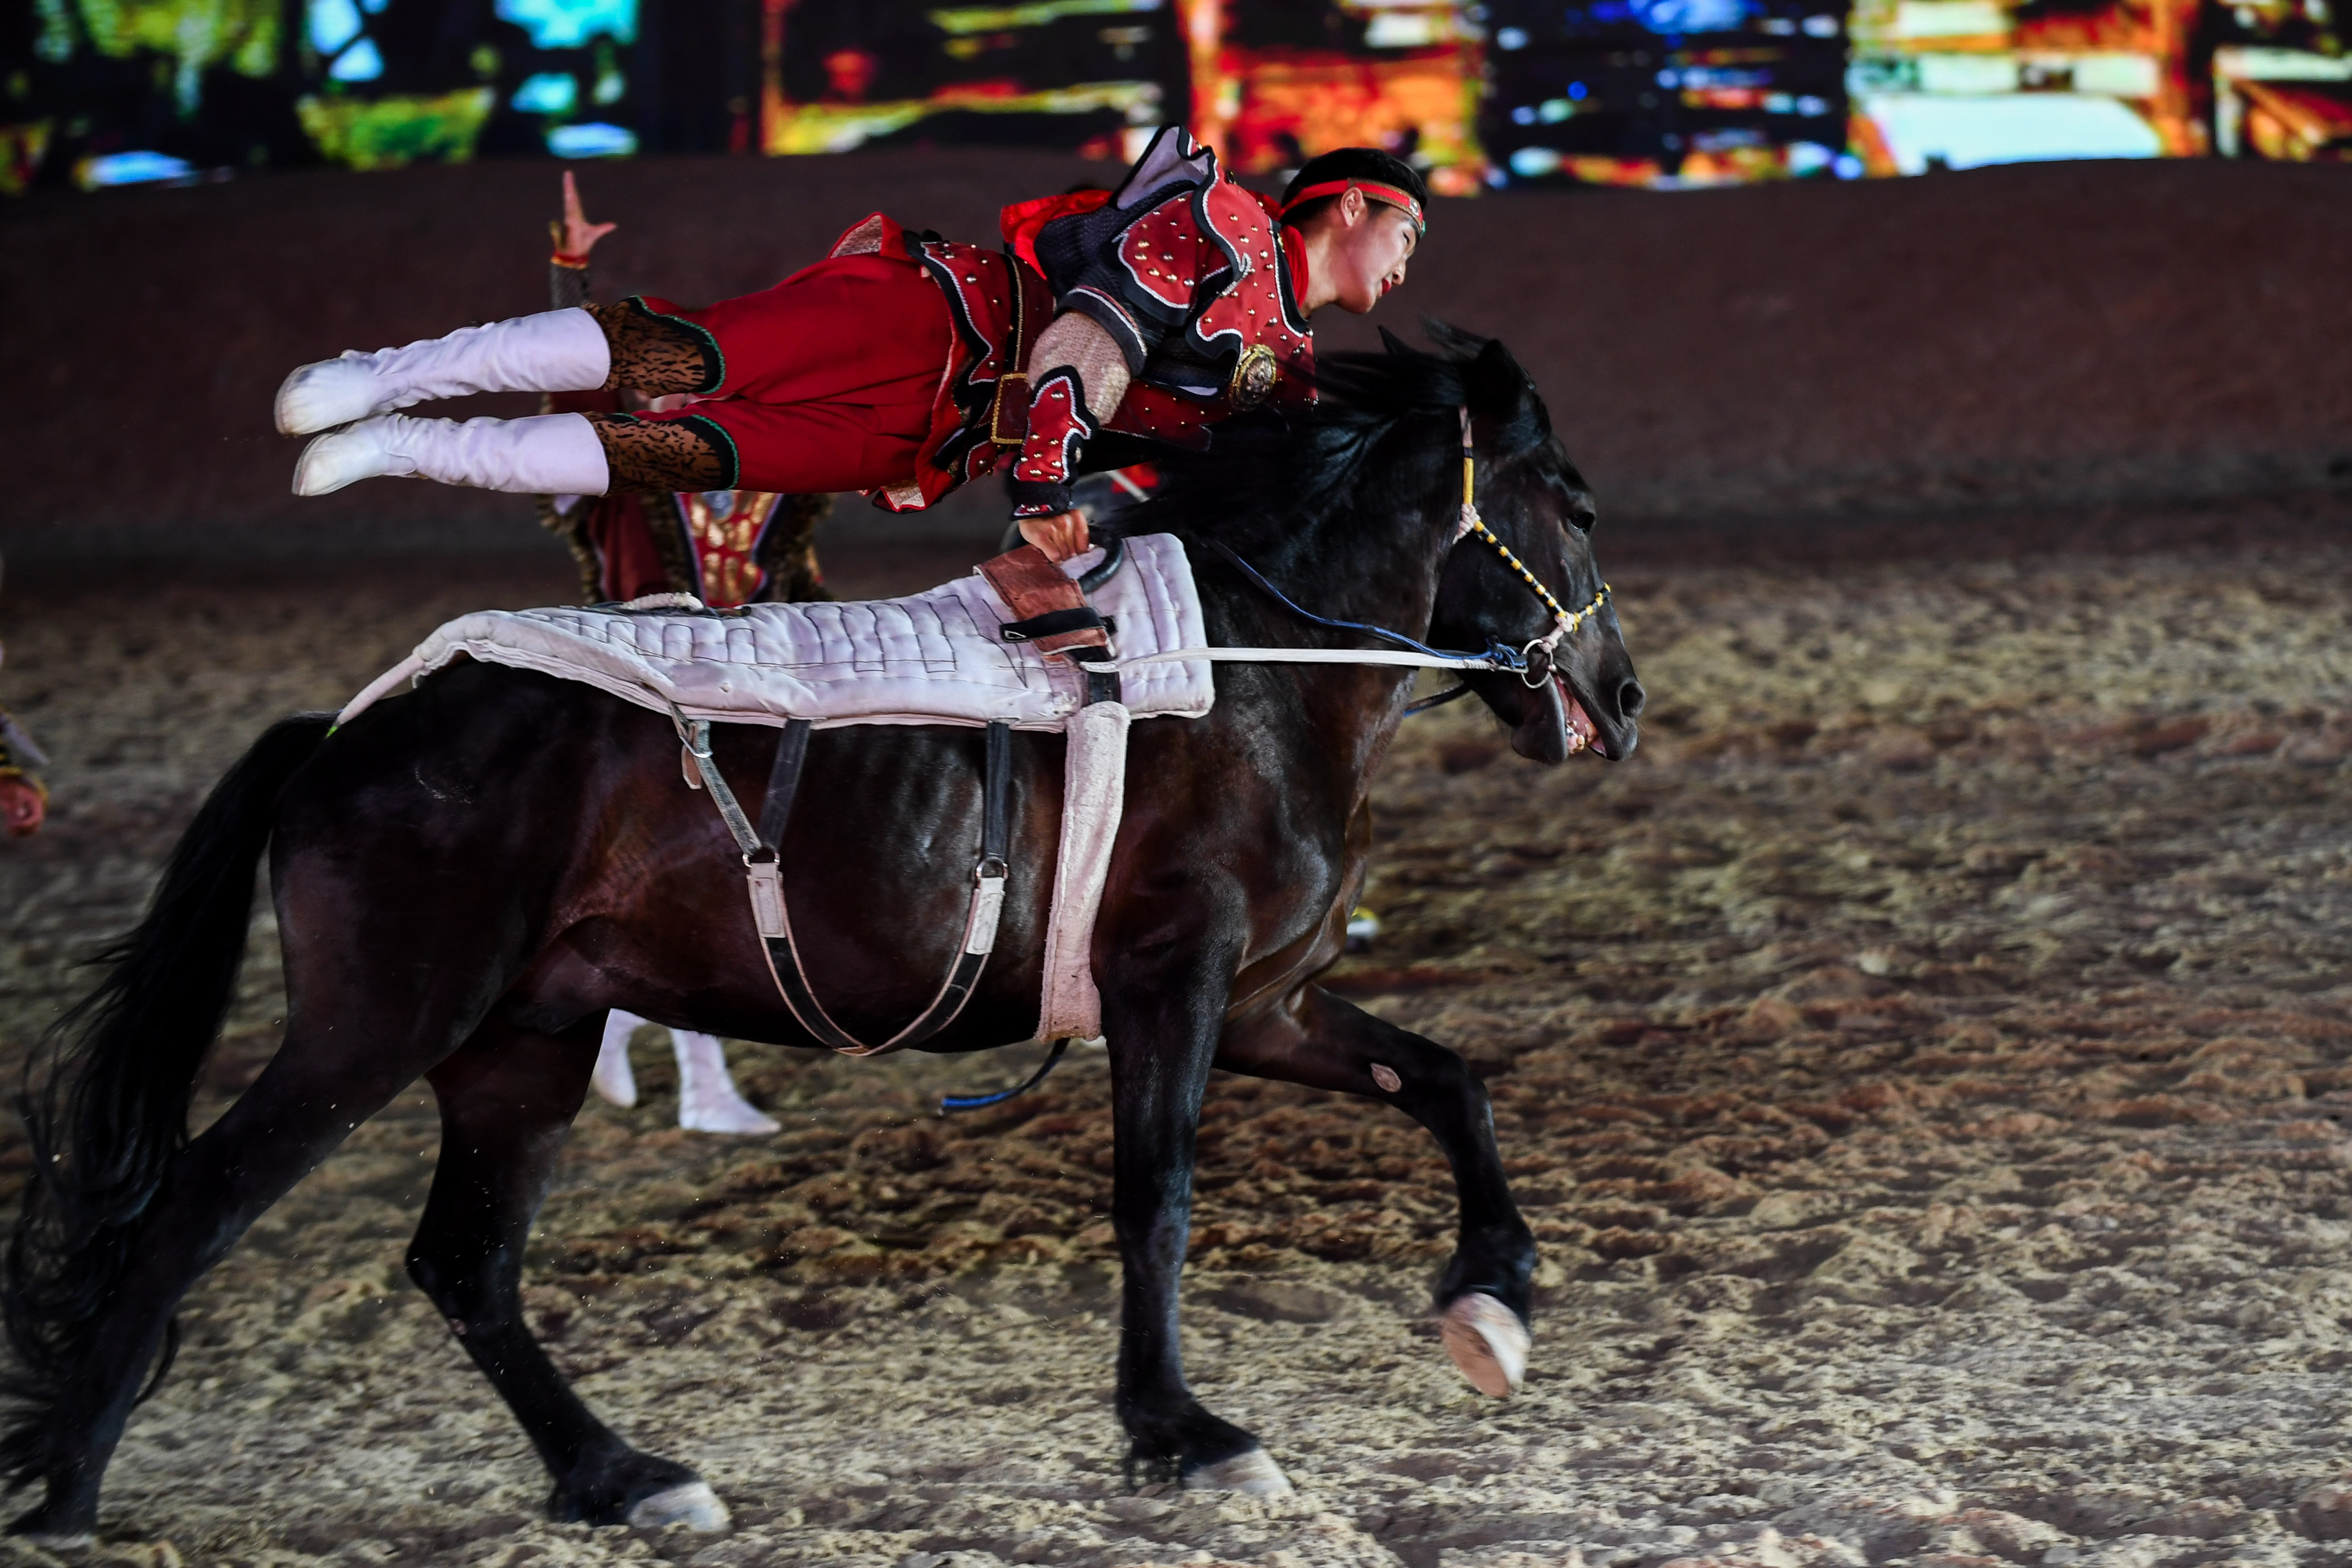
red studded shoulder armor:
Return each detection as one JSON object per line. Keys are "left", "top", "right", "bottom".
{"left": 1185, "top": 177, "right": 1314, "bottom": 419}
{"left": 1029, "top": 128, "right": 1315, "bottom": 418}
{"left": 1004, "top": 128, "right": 1316, "bottom": 506}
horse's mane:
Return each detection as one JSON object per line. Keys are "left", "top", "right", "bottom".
{"left": 1127, "top": 321, "right": 1557, "bottom": 557}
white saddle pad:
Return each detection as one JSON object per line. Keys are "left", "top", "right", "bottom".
{"left": 338, "top": 533, "right": 1215, "bottom": 731}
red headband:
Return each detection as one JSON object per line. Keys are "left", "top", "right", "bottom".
{"left": 1279, "top": 179, "right": 1427, "bottom": 237}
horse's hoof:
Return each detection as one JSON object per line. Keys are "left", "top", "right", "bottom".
{"left": 1440, "top": 1291, "right": 1529, "bottom": 1398}
{"left": 10, "top": 1526, "right": 93, "bottom": 1549}
{"left": 1183, "top": 1447, "right": 1293, "bottom": 1496}
{"left": 7, "top": 1512, "right": 92, "bottom": 1548}
{"left": 13, "top": 1529, "right": 92, "bottom": 1550}
{"left": 626, "top": 1481, "right": 731, "bottom": 1531}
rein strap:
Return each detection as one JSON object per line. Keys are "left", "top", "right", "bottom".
{"left": 1084, "top": 409, "right": 1609, "bottom": 690}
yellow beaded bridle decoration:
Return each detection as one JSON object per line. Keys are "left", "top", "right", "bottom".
{"left": 1454, "top": 409, "right": 1609, "bottom": 686}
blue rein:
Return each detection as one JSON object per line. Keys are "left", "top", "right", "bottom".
{"left": 1204, "top": 540, "right": 1528, "bottom": 675}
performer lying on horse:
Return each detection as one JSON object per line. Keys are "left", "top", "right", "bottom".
{"left": 276, "top": 128, "right": 1427, "bottom": 563}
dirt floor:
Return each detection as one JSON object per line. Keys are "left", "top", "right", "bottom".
{"left": 4, "top": 497, "right": 2352, "bottom": 1568}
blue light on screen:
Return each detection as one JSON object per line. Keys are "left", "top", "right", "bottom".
{"left": 85, "top": 150, "right": 196, "bottom": 186}
{"left": 309, "top": 0, "right": 362, "bottom": 54}
{"left": 495, "top": 0, "right": 637, "bottom": 49}
{"left": 1630, "top": 0, "right": 1751, "bottom": 33}
{"left": 512, "top": 72, "right": 579, "bottom": 113}
{"left": 548, "top": 121, "right": 638, "bottom": 157}
{"left": 328, "top": 37, "right": 384, "bottom": 80}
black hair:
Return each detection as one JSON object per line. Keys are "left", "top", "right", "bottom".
{"left": 1278, "top": 148, "right": 1431, "bottom": 226}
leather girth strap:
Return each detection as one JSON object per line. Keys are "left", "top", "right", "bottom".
{"left": 758, "top": 718, "right": 1012, "bottom": 1056}
{"left": 681, "top": 714, "right": 1013, "bottom": 1057}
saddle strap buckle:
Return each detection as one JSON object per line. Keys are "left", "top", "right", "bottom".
{"left": 964, "top": 865, "right": 1008, "bottom": 957}
{"left": 746, "top": 854, "right": 785, "bottom": 939}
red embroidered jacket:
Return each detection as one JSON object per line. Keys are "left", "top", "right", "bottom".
{"left": 1002, "top": 127, "right": 1316, "bottom": 517}
{"left": 830, "top": 128, "right": 1315, "bottom": 516}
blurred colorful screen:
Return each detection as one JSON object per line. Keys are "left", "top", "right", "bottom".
{"left": 0, "top": 0, "right": 2343, "bottom": 193}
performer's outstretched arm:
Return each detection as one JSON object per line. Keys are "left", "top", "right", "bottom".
{"left": 1027, "top": 312, "right": 1132, "bottom": 427}
{"left": 550, "top": 170, "right": 614, "bottom": 311}
{"left": 1009, "top": 311, "right": 1131, "bottom": 558}
{"left": 539, "top": 171, "right": 614, "bottom": 597}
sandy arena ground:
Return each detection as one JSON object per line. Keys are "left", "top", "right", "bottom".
{"left": 3, "top": 500, "right": 2352, "bottom": 1568}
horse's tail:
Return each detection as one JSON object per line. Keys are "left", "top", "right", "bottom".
{"left": 0, "top": 712, "right": 333, "bottom": 1486}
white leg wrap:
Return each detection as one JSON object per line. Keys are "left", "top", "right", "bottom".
{"left": 592, "top": 1011, "right": 642, "bottom": 1108}
{"left": 672, "top": 1030, "right": 779, "bottom": 1135}
{"left": 275, "top": 307, "right": 611, "bottom": 435}
{"left": 293, "top": 411, "right": 611, "bottom": 497}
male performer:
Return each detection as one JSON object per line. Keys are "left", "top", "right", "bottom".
{"left": 277, "top": 129, "right": 1426, "bottom": 561}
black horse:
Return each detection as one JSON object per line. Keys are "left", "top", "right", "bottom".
{"left": 1, "top": 327, "right": 1642, "bottom": 1540}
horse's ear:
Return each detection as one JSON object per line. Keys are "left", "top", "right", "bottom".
{"left": 1378, "top": 326, "right": 1413, "bottom": 358}
{"left": 1469, "top": 337, "right": 1551, "bottom": 445}
{"left": 1420, "top": 318, "right": 1489, "bottom": 359}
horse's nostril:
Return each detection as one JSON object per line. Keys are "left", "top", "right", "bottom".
{"left": 1616, "top": 677, "right": 1645, "bottom": 721}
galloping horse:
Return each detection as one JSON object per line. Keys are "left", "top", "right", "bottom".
{"left": 1, "top": 327, "right": 1642, "bottom": 1539}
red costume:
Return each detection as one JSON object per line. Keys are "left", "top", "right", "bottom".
{"left": 540, "top": 252, "right": 830, "bottom": 608}
{"left": 620, "top": 128, "right": 1320, "bottom": 518}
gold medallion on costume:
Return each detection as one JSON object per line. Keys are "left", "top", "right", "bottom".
{"left": 1228, "top": 344, "right": 1280, "bottom": 410}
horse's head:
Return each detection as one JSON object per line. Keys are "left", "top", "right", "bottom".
{"left": 1416, "top": 324, "right": 1643, "bottom": 765}
{"left": 1134, "top": 322, "right": 1640, "bottom": 766}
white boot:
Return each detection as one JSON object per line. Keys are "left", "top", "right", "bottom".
{"left": 592, "top": 1011, "right": 642, "bottom": 1107}
{"left": 275, "top": 308, "right": 611, "bottom": 435}
{"left": 673, "top": 1030, "right": 778, "bottom": 1135}
{"left": 293, "top": 411, "right": 610, "bottom": 497}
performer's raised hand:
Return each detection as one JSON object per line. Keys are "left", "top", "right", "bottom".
{"left": 1018, "top": 510, "right": 1090, "bottom": 563}
{"left": 551, "top": 170, "right": 617, "bottom": 263}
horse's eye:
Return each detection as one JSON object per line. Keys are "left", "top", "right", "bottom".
{"left": 1565, "top": 507, "right": 1596, "bottom": 536}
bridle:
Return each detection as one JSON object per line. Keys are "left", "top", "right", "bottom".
{"left": 1085, "top": 404, "right": 1608, "bottom": 694}
{"left": 1450, "top": 407, "right": 1609, "bottom": 689}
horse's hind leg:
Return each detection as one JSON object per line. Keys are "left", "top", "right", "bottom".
{"left": 407, "top": 1015, "right": 730, "bottom": 1531}
{"left": 1216, "top": 984, "right": 1537, "bottom": 1398}
{"left": 9, "top": 1030, "right": 440, "bottom": 1541}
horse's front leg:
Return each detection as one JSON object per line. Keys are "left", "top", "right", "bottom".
{"left": 409, "top": 1013, "right": 729, "bottom": 1530}
{"left": 1096, "top": 910, "right": 1293, "bottom": 1495}
{"left": 1217, "top": 983, "right": 1537, "bottom": 1398}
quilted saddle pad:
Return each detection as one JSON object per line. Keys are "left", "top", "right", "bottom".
{"left": 338, "top": 534, "right": 1214, "bottom": 731}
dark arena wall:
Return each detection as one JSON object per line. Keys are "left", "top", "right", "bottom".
{"left": 3, "top": 150, "right": 2349, "bottom": 561}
